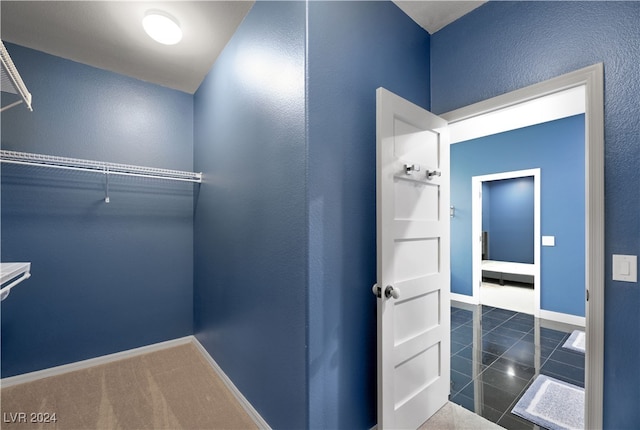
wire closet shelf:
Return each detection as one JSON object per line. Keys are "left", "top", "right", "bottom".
{"left": 0, "top": 150, "right": 202, "bottom": 183}
{"left": 1, "top": 40, "right": 32, "bottom": 112}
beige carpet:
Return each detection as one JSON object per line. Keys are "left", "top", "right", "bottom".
{"left": 0, "top": 343, "right": 257, "bottom": 430}
{"left": 1, "top": 342, "right": 500, "bottom": 430}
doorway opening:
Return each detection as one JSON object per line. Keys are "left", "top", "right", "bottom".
{"left": 442, "top": 64, "right": 604, "bottom": 429}
{"left": 473, "top": 170, "right": 540, "bottom": 316}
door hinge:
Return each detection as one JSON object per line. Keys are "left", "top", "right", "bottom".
{"left": 586, "top": 289, "right": 589, "bottom": 301}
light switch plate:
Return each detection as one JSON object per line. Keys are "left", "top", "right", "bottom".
{"left": 612, "top": 254, "right": 637, "bottom": 282}
{"left": 542, "top": 236, "right": 555, "bottom": 246}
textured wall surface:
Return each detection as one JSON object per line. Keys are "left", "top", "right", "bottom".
{"left": 1, "top": 44, "right": 194, "bottom": 377}
{"left": 307, "top": 2, "right": 430, "bottom": 428}
{"left": 451, "top": 116, "right": 585, "bottom": 317}
{"left": 193, "top": 2, "right": 307, "bottom": 428}
{"left": 432, "top": 2, "right": 640, "bottom": 427}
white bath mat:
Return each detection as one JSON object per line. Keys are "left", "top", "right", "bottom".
{"left": 562, "top": 330, "right": 585, "bottom": 353}
{"left": 512, "top": 374, "right": 584, "bottom": 430}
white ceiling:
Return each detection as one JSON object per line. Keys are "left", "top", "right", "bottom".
{"left": 1, "top": 1, "right": 484, "bottom": 95}
{"left": 393, "top": 1, "right": 487, "bottom": 34}
{"left": 1, "top": 1, "right": 254, "bottom": 94}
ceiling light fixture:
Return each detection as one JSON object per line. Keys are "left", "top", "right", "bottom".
{"left": 142, "top": 11, "right": 182, "bottom": 45}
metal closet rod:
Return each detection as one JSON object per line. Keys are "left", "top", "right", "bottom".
{"left": 0, "top": 150, "right": 202, "bottom": 183}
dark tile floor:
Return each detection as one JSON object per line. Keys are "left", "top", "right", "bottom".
{"left": 450, "top": 302, "right": 585, "bottom": 430}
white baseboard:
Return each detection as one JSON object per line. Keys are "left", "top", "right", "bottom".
{"left": 192, "top": 338, "right": 271, "bottom": 430}
{"left": 450, "top": 292, "right": 479, "bottom": 305}
{"left": 539, "top": 309, "right": 586, "bottom": 328}
{"left": 0, "top": 336, "right": 193, "bottom": 388}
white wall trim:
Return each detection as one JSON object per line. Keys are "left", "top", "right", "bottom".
{"left": 448, "top": 85, "right": 585, "bottom": 144}
{"left": 192, "top": 338, "right": 271, "bottom": 430}
{"left": 539, "top": 310, "right": 586, "bottom": 328}
{"left": 442, "top": 63, "right": 605, "bottom": 430}
{"left": 450, "top": 292, "right": 479, "bottom": 305}
{"left": 0, "top": 336, "right": 193, "bottom": 388}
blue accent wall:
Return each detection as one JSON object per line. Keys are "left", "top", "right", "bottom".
{"left": 486, "top": 177, "right": 535, "bottom": 264}
{"left": 307, "top": 2, "right": 430, "bottom": 428}
{"left": 192, "top": 3, "right": 307, "bottom": 429}
{"left": 1, "top": 44, "right": 194, "bottom": 377}
{"left": 432, "top": 2, "right": 640, "bottom": 427}
{"left": 451, "top": 115, "right": 585, "bottom": 317}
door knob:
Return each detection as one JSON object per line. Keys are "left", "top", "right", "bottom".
{"left": 384, "top": 285, "right": 400, "bottom": 299}
{"left": 372, "top": 283, "right": 381, "bottom": 298}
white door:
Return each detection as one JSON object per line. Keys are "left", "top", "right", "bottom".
{"left": 375, "top": 88, "right": 450, "bottom": 429}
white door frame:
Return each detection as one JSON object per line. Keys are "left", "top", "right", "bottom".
{"left": 472, "top": 169, "right": 541, "bottom": 316}
{"left": 441, "top": 63, "right": 604, "bottom": 430}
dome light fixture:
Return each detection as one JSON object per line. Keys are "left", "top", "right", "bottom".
{"left": 142, "top": 11, "right": 182, "bottom": 45}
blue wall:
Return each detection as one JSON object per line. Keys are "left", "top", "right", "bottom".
{"left": 1, "top": 44, "right": 194, "bottom": 377}
{"left": 432, "top": 2, "right": 640, "bottom": 427}
{"left": 307, "top": 2, "right": 430, "bottom": 428}
{"left": 193, "top": 2, "right": 430, "bottom": 428}
{"left": 486, "top": 177, "right": 535, "bottom": 264}
{"left": 451, "top": 116, "right": 585, "bottom": 317}
{"left": 193, "top": 3, "right": 307, "bottom": 429}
